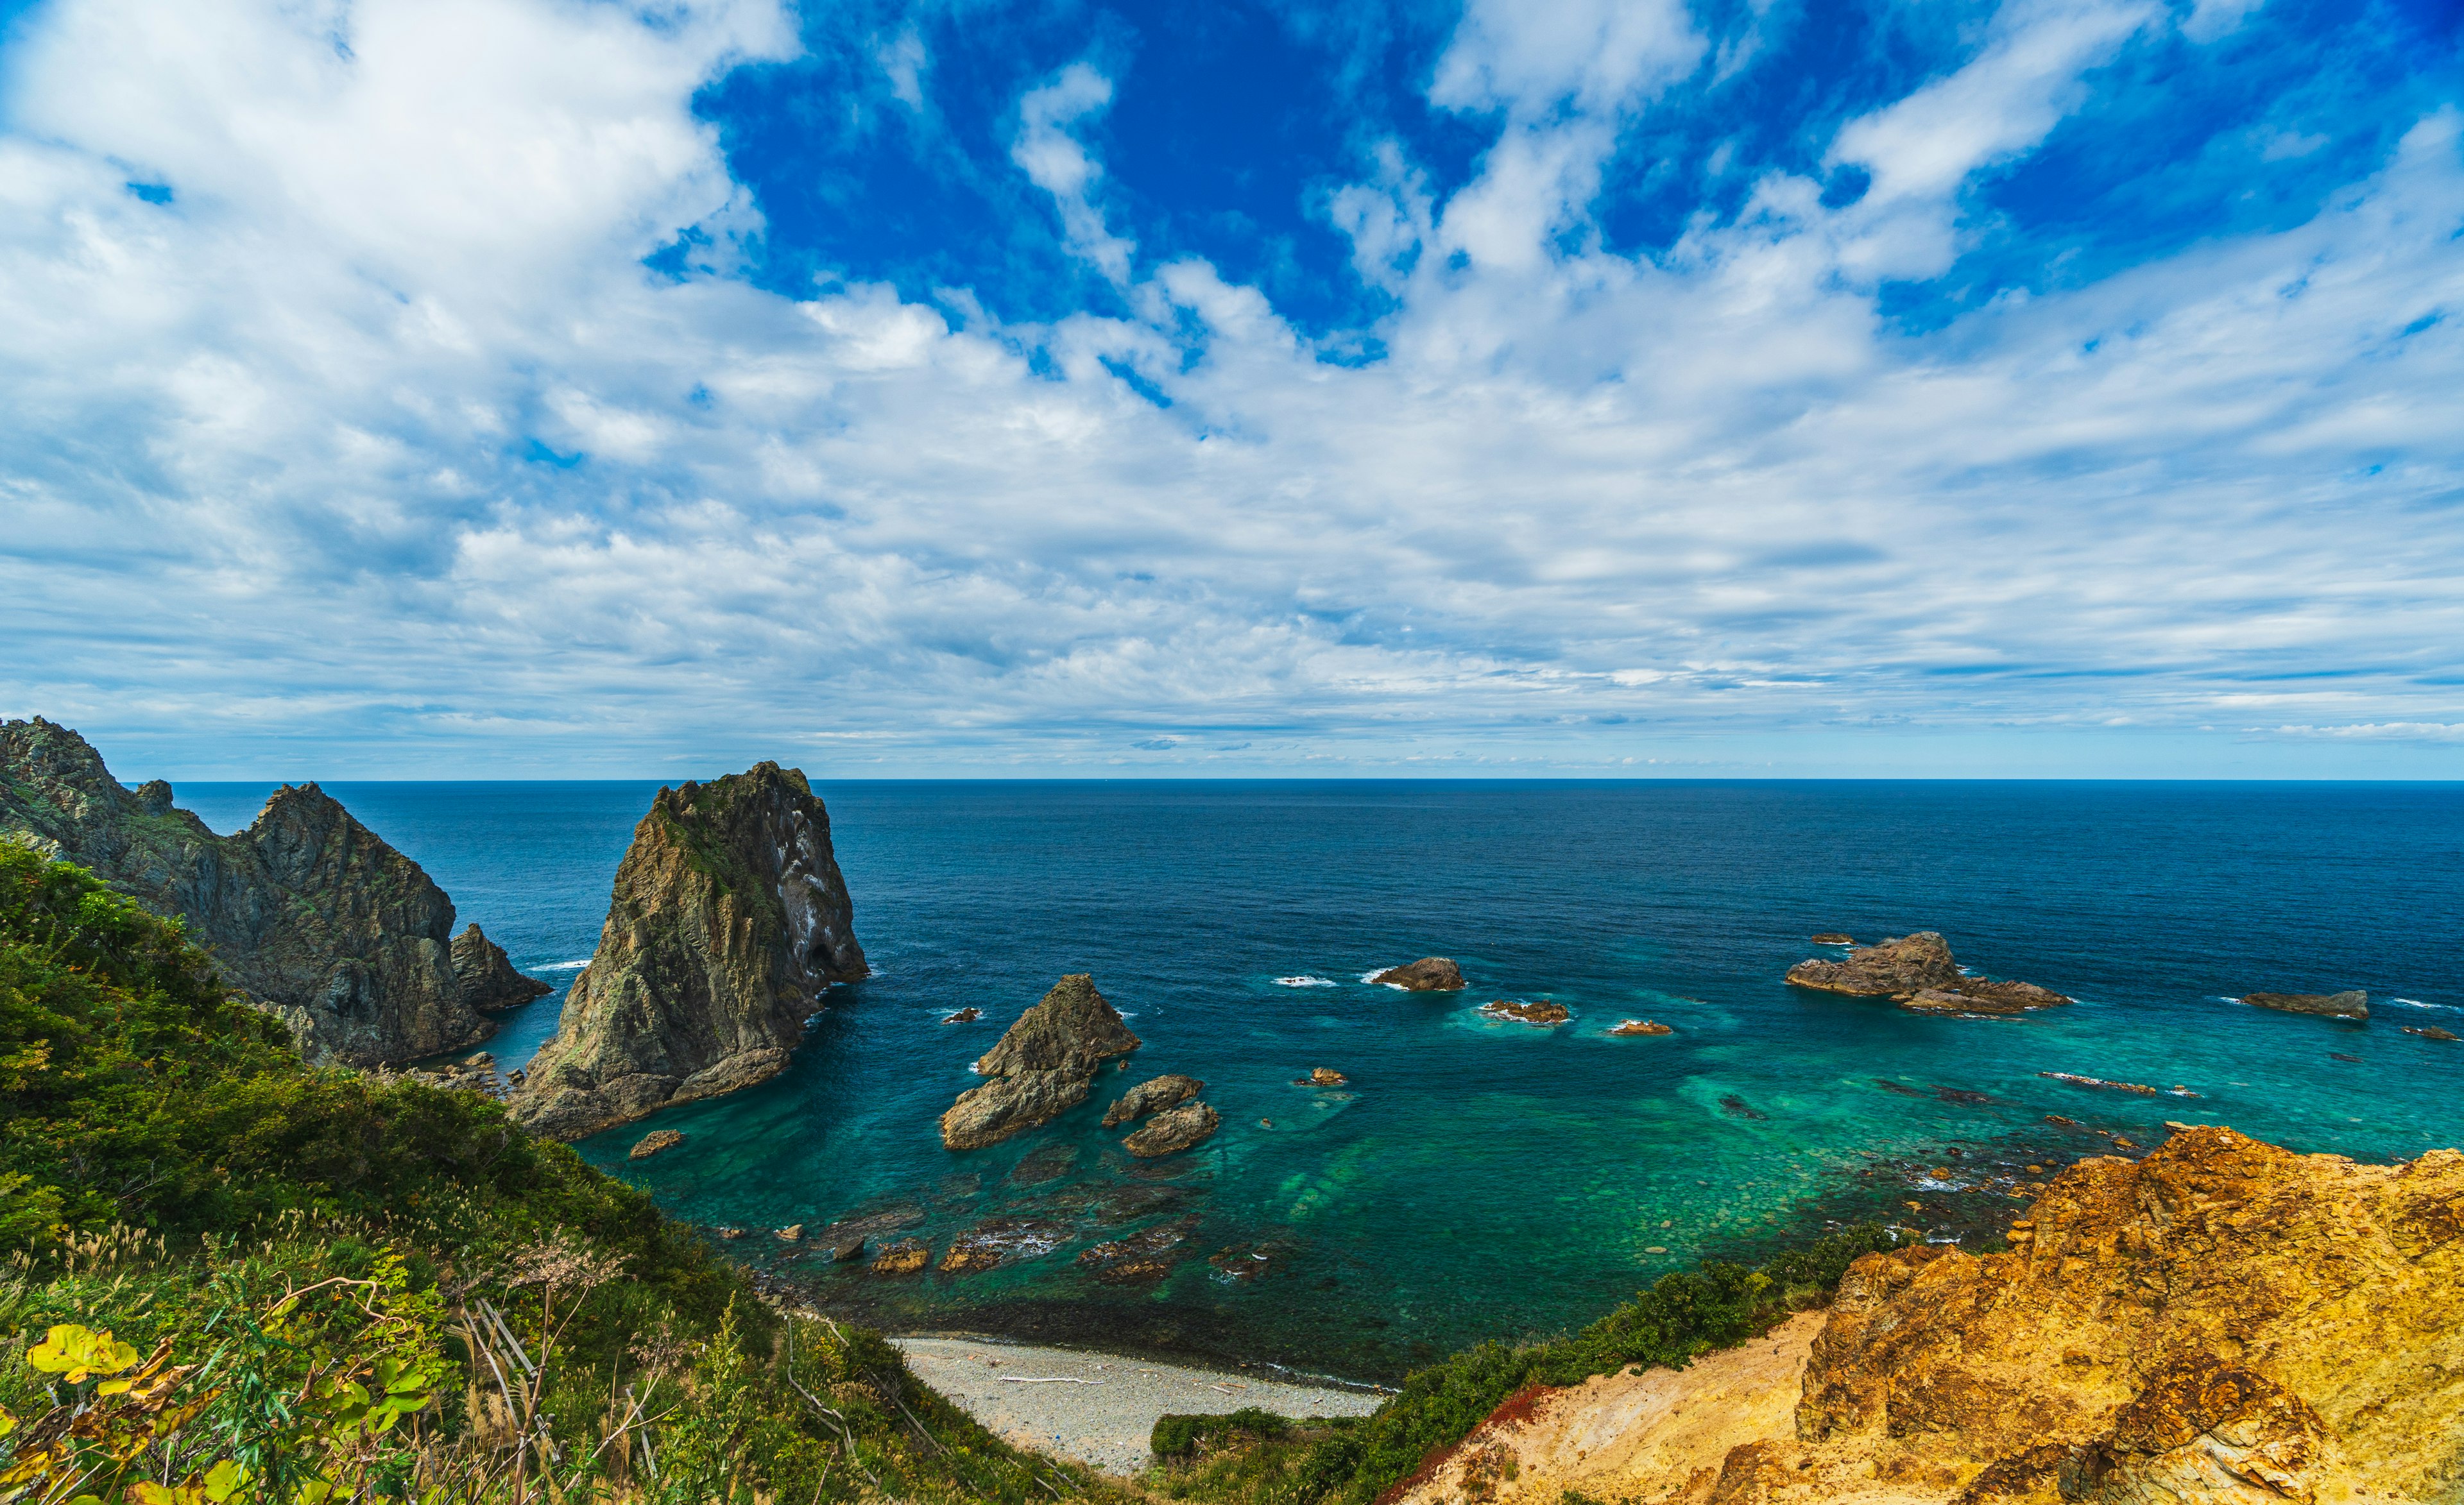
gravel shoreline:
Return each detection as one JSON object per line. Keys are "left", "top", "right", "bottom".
{"left": 895, "top": 1335, "right": 1387, "bottom": 1476}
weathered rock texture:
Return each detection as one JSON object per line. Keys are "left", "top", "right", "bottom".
{"left": 1374, "top": 957, "right": 1466, "bottom": 991}
{"left": 454, "top": 924, "right": 551, "bottom": 1010}
{"left": 1122, "top": 1100, "right": 1219, "bottom": 1158}
{"left": 1101, "top": 1073, "right": 1203, "bottom": 1128}
{"left": 1393, "top": 1126, "right": 2464, "bottom": 1505}
{"left": 939, "top": 975, "right": 1140, "bottom": 1150}
{"left": 1787, "top": 931, "right": 2071, "bottom": 1015}
{"left": 0, "top": 717, "right": 503, "bottom": 1065}
{"left": 509, "top": 763, "right": 866, "bottom": 1140}
{"left": 2243, "top": 989, "right": 2369, "bottom": 1020}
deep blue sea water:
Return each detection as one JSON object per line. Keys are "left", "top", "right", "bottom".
{"left": 177, "top": 781, "right": 2463, "bottom": 1381}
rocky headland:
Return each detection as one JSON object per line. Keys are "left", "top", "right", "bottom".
{"left": 1392, "top": 1125, "right": 2463, "bottom": 1504}
{"left": 509, "top": 763, "right": 867, "bottom": 1140}
{"left": 1373, "top": 957, "right": 1466, "bottom": 991}
{"left": 2244, "top": 989, "right": 2369, "bottom": 1020}
{"left": 0, "top": 716, "right": 512, "bottom": 1064}
{"left": 940, "top": 974, "right": 1142, "bottom": 1150}
{"left": 1785, "top": 931, "right": 2072, "bottom": 1016}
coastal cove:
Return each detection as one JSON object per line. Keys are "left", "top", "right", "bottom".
{"left": 176, "top": 780, "right": 2464, "bottom": 1383}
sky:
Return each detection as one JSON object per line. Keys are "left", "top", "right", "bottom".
{"left": 1, "top": 0, "right": 2461, "bottom": 780}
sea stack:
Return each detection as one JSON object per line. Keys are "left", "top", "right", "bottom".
{"left": 940, "top": 974, "right": 1141, "bottom": 1150}
{"left": 509, "top": 763, "right": 866, "bottom": 1141}
{"left": 0, "top": 716, "right": 504, "bottom": 1065}
{"left": 1784, "top": 931, "right": 2071, "bottom": 1015}
{"left": 454, "top": 923, "right": 552, "bottom": 1010}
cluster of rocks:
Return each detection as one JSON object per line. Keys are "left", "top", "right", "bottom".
{"left": 1480, "top": 998, "right": 1570, "bottom": 1026}
{"left": 938, "top": 974, "right": 1142, "bottom": 1148}
{"left": 1784, "top": 931, "right": 2072, "bottom": 1016}
{"left": 1, "top": 718, "right": 548, "bottom": 1066}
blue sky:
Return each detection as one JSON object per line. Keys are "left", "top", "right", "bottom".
{"left": 1, "top": 0, "right": 2460, "bottom": 778}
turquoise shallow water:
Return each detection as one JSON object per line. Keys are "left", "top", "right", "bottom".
{"left": 178, "top": 780, "right": 2463, "bottom": 1381}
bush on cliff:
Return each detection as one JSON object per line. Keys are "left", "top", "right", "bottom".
{"left": 0, "top": 844, "right": 1100, "bottom": 1503}
{"left": 1149, "top": 1225, "right": 1903, "bottom": 1505}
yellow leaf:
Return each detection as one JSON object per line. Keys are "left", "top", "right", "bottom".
{"left": 202, "top": 1461, "right": 244, "bottom": 1503}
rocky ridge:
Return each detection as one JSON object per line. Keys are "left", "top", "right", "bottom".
{"left": 1786, "top": 932, "right": 2072, "bottom": 1016}
{"left": 939, "top": 975, "right": 1141, "bottom": 1150}
{"left": 509, "top": 763, "right": 866, "bottom": 1140}
{"left": 0, "top": 717, "right": 510, "bottom": 1065}
{"left": 1393, "top": 1125, "right": 2463, "bottom": 1505}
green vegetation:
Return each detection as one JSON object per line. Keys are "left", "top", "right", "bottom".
{"left": 0, "top": 844, "right": 1104, "bottom": 1503}
{"left": 1145, "top": 1225, "right": 1904, "bottom": 1505}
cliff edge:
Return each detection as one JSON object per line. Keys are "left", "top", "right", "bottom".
{"left": 0, "top": 717, "right": 501, "bottom": 1065}
{"left": 1393, "top": 1125, "right": 2462, "bottom": 1504}
{"left": 509, "top": 763, "right": 866, "bottom": 1140}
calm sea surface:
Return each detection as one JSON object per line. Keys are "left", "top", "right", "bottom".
{"left": 178, "top": 781, "right": 2463, "bottom": 1381}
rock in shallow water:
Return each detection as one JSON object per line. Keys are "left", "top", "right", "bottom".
{"left": 1786, "top": 931, "right": 2071, "bottom": 1014}
{"left": 628, "top": 1128, "right": 685, "bottom": 1161}
{"left": 2244, "top": 989, "right": 2369, "bottom": 1019}
{"left": 1481, "top": 998, "right": 1570, "bottom": 1025}
{"left": 1102, "top": 1072, "right": 1205, "bottom": 1127}
{"left": 1609, "top": 1019, "right": 1673, "bottom": 1035}
{"left": 453, "top": 923, "right": 551, "bottom": 1011}
{"left": 941, "top": 974, "right": 1142, "bottom": 1150}
{"left": 1123, "top": 1100, "right": 1220, "bottom": 1157}
{"left": 1373, "top": 957, "right": 1466, "bottom": 991}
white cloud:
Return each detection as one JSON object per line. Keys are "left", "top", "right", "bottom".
{"left": 0, "top": 0, "right": 2458, "bottom": 776}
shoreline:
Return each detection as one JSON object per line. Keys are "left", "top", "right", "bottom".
{"left": 891, "top": 1332, "right": 1389, "bottom": 1476}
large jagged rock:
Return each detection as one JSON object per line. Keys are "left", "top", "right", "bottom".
{"left": 509, "top": 764, "right": 866, "bottom": 1140}
{"left": 0, "top": 717, "right": 501, "bottom": 1065}
{"left": 454, "top": 924, "right": 551, "bottom": 1010}
{"left": 1122, "top": 1100, "right": 1219, "bottom": 1158}
{"left": 2243, "top": 989, "right": 2368, "bottom": 1020}
{"left": 1388, "top": 1126, "right": 2463, "bottom": 1505}
{"left": 1787, "top": 931, "right": 2070, "bottom": 1014}
{"left": 939, "top": 975, "right": 1140, "bottom": 1150}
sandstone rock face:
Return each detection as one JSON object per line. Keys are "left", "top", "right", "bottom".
{"left": 1374, "top": 957, "right": 1466, "bottom": 991}
{"left": 1101, "top": 1073, "right": 1204, "bottom": 1128}
{"left": 1786, "top": 932, "right": 2071, "bottom": 1015}
{"left": 1391, "top": 1126, "right": 2463, "bottom": 1505}
{"left": 1, "top": 717, "right": 499, "bottom": 1065}
{"left": 2243, "top": 989, "right": 2368, "bottom": 1020}
{"left": 508, "top": 763, "right": 866, "bottom": 1141}
{"left": 1122, "top": 1100, "right": 1220, "bottom": 1157}
{"left": 454, "top": 924, "right": 551, "bottom": 1010}
{"left": 939, "top": 975, "right": 1140, "bottom": 1150}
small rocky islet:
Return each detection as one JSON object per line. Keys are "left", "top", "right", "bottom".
{"left": 1784, "top": 931, "right": 2071, "bottom": 1015}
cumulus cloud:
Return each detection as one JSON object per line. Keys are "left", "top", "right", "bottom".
{"left": 0, "top": 0, "right": 2457, "bottom": 776}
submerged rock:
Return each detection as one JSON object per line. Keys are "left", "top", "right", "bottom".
{"left": 1076, "top": 1215, "right": 1201, "bottom": 1284}
{"left": 1900, "top": 978, "right": 2072, "bottom": 1016}
{"left": 1101, "top": 1072, "right": 1204, "bottom": 1128}
{"left": 628, "top": 1128, "right": 685, "bottom": 1161}
{"left": 937, "top": 1218, "right": 1067, "bottom": 1273}
{"left": 2245, "top": 989, "right": 2369, "bottom": 1020}
{"left": 2404, "top": 1025, "right": 2458, "bottom": 1041}
{"left": 0, "top": 717, "right": 498, "bottom": 1066}
{"left": 940, "top": 974, "right": 1142, "bottom": 1150}
{"left": 1373, "top": 957, "right": 1466, "bottom": 991}
{"left": 1481, "top": 998, "right": 1570, "bottom": 1025}
{"left": 509, "top": 763, "right": 866, "bottom": 1141}
{"left": 453, "top": 923, "right": 551, "bottom": 1011}
{"left": 1609, "top": 1019, "right": 1674, "bottom": 1036}
{"left": 1123, "top": 1100, "right": 1220, "bottom": 1157}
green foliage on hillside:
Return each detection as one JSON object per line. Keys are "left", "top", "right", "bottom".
{"left": 0, "top": 843, "right": 1106, "bottom": 1502}
{"left": 1146, "top": 1225, "right": 1904, "bottom": 1505}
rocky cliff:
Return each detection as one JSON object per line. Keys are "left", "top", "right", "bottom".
{"left": 0, "top": 717, "right": 505, "bottom": 1065}
{"left": 1394, "top": 1126, "right": 2462, "bottom": 1505}
{"left": 508, "top": 763, "right": 866, "bottom": 1140}
{"left": 941, "top": 975, "right": 1141, "bottom": 1150}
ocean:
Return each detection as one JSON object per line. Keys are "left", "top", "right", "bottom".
{"left": 176, "top": 780, "right": 2463, "bottom": 1382}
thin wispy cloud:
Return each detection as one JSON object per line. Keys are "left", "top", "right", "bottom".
{"left": 0, "top": 0, "right": 2457, "bottom": 776}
